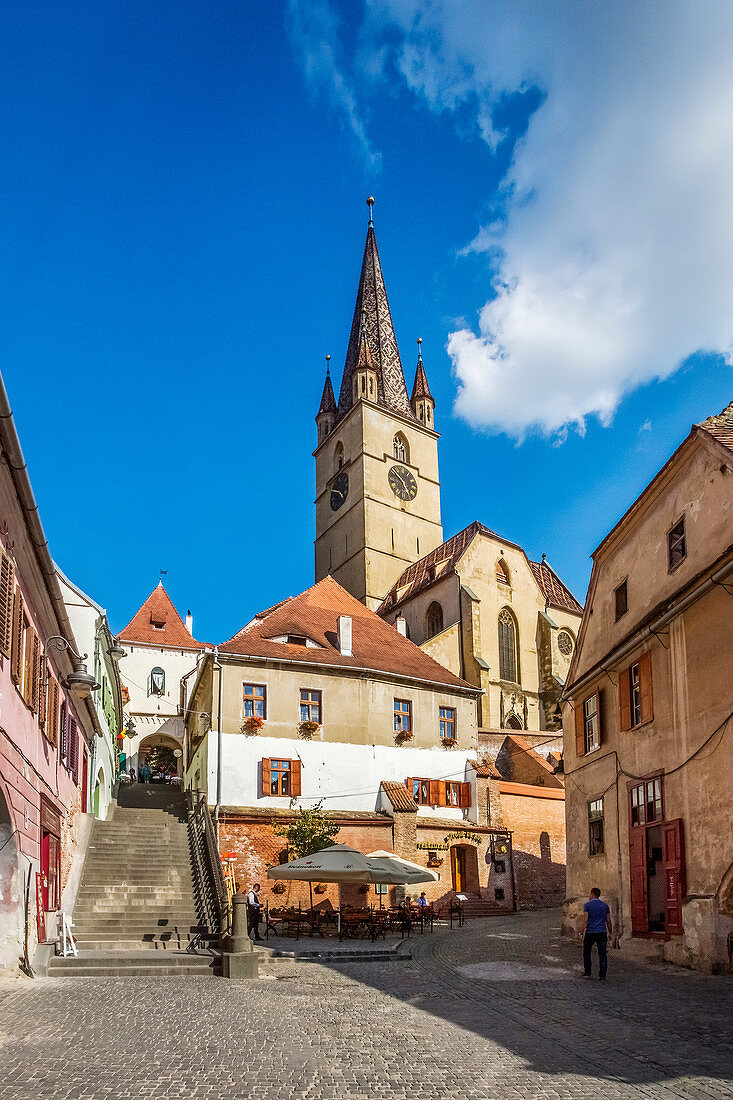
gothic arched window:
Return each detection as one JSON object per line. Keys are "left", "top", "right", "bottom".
{"left": 425, "top": 601, "right": 444, "bottom": 639}
{"left": 393, "top": 434, "right": 409, "bottom": 463}
{"left": 496, "top": 559, "right": 510, "bottom": 585}
{"left": 506, "top": 713, "right": 523, "bottom": 730}
{"left": 334, "top": 441, "right": 344, "bottom": 473}
{"left": 498, "top": 608, "right": 519, "bottom": 684}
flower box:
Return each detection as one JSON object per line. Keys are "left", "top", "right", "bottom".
{"left": 298, "top": 720, "right": 321, "bottom": 738}
{"left": 241, "top": 715, "right": 265, "bottom": 735}
{"left": 441, "top": 737, "right": 458, "bottom": 748}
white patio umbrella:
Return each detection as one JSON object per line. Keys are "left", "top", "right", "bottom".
{"left": 367, "top": 850, "right": 440, "bottom": 883}
{"left": 266, "top": 844, "right": 437, "bottom": 931}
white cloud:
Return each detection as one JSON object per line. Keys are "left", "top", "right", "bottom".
{"left": 361, "top": 1, "right": 733, "bottom": 438}
{"left": 287, "top": 0, "right": 381, "bottom": 170}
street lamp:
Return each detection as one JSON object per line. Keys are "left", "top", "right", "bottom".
{"left": 108, "top": 638, "right": 127, "bottom": 662}
{"left": 44, "top": 636, "right": 100, "bottom": 699}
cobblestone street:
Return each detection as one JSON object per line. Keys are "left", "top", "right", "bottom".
{"left": 1, "top": 911, "right": 731, "bottom": 1099}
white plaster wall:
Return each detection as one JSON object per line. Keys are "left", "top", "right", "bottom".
{"left": 208, "top": 733, "right": 479, "bottom": 823}
{"left": 119, "top": 643, "right": 202, "bottom": 770}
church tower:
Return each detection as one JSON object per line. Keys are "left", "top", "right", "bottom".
{"left": 314, "top": 199, "right": 443, "bottom": 609}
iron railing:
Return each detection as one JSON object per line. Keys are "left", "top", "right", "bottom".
{"left": 187, "top": 790, "right": 230, "bottom": 942}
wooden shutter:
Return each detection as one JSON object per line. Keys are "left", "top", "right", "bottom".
{"left": 291, "top": 759, "right": 302, "bottom": 797}
{"left": 59, "top": 702, "right": 67, "bottom": 759}
{"left": 47, "top": 679, "right": 59, "bottom": 746}
{"left": 23, "top": 628, "right": 34, "bottom": 706}
{"left": 575, "top": 700, "right": 585, "bottom": 756}
{"left": 459, "top": 782, "right": 471, "bottom": 808}
{"left": 629, "top": 827, "right": 649, "bottom": 933}
{"left": 10, "top": 591, "right": 23, "bottom": 683}
{"left": 70, "top": 718, "right": 79, "bottom": 784}
{"left": 38, "top": 660, "right": 47, "bottom": 732}
{"left": 638, "top": 650, "right": 653, "bottom": 725}
{"left": 261, "top": 758, "right": 271, "bottom": 797}
{"left": 619, "top": 667, "right": 632, "bottom": 732}
{"left": 662, "top": 819, "right": 685, "bottom": 935}
{"left": 429, "top": 780, "right": 441, "bottom": 805}
{"left": 30, "top": 632, "right": 41, "bottom": 713}
{"left": 0, "top": 552, "right": 14, "bottom": 657}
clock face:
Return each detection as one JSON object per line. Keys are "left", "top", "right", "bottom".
{"left": 388, "top": 464, "right": 418, "bottom": 501}
{"left": 330, "top": 471, "right": 349, "bottom": 511}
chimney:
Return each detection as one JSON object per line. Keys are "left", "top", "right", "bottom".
{"left": 185, "top": 610, "right": 194, "bottom": 636}
{"left": 395, "top": 617, "right": 408, "bottom": 637}
{"left": 337, "top": 615, "right": 352, "bottom": 656}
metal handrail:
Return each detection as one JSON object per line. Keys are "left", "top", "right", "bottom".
{"left": 187, "top": 789, "right": 231, "bottom": 941}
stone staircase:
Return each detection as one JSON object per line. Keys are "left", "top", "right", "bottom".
{"left": 444, "top": 894, "right": 513, "bottom": 920}
{"left": 49, "top": 784, "right": 220, "bottom": 977}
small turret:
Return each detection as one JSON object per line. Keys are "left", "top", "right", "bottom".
{"left": 411, "top": 338, "right": 435, "bottom": 426}
{"left": 316, "top": 355, "right": 337, "bottom": 443}
{"left": 351, "top": 314, "right": 378, "bottom": 405}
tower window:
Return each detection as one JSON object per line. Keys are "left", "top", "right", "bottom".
{"left": 426, "top": 406, "right": 431, "bottom": 423}
{"left": 425, "top": 602, "right": 444, "bottom": 639}
{"left": 334, "top": 441, "right": 344, "bottom": 472}
{"left": 496, "top": 559, "right": 510, "bottom": 585}
{"left": 498, "top": 608, "right": 519, "bottom": 684}
{"left": 392, "top": 434, "right": 409, "bottom": 463}
{"left": 149, "top": 667, "right": 165, "bottom": 696}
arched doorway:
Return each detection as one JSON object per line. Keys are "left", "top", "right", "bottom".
{"left": 0, "top": 780, "right": 22, "bottom": 969}
{"left": 137, "top": 732, "right": 182, "bottom": 781}
{"left": 450, "top": 844, "right": 480, "bottom": 895}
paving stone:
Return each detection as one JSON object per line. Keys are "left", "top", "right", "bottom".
{"left": 0, "top": 910, "right": 731, "bottom": 1098}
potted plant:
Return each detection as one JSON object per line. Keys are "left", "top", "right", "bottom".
{"left": 314, "top": 883, "right": 327, "bottom": 894}
{"left": 241, "top": 715, "right": 265, "bottom": 735}
{"left": 442, "top": 736, "right": 458, "bottom": 748}
{"left": 396, "top": 730, "right": 414, "bottom": 743}
{"left": 298, "top": 719, "right": 320, "bottom": 738}
{"left": 272, "top": 882, "right": 286, "bottom": 894}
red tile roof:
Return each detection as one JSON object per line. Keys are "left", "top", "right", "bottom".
{"left": 502, "top": 733, "right": 557, "bottom": 777}
{"left": 118, "top": 582, "right": 207, "bottom": 650}
{"left": 529, "top": 558, "right": 584, "bottom": 615}
{"left": 219, "top": 576, "right": 475, "bottom": 691}
{"left": 472, "top": 759, "right": 502, "bottom": 779}
{"left": 378, "top": 521, "right": 504, "bottom": 614}
{"left": 411, "top": 356, "right": 433, "bottom": 402}
{"left": 378, "top": 521, "right": 582, "bottom": 617}
{"left": 380, "top": 781, "right": 418, "bottom": 812}
{"left": 697, "top": 400, "right": 733, "bottom": 453}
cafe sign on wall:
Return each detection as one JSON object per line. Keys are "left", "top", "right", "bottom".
{"left": 416, "top": 830, "right": 483, "bottom": 852}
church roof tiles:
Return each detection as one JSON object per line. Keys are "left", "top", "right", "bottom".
{"left": 378, "top": 521, "right": 583, "bottom": 617}
{"left": 411, "top": 354, "right": 434, "bottom": 403}
{"left": 697, "top": 399, "right": 733, "bottom": 453}
{"left": 337, "top": 223, "right": 415, "bottom": 422}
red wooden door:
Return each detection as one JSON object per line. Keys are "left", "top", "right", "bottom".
{"left": 662, "top": 819, "right": 685, "bottom": 934}
{"left": 629, "top": 828, "right": 649, "bottom": 933}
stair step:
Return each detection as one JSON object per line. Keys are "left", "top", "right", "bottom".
{"left": 48, "top": 953, "right": 219, "bottom": 978}
{"left": 72, "top": 939, "right": 216, "bottom": 952}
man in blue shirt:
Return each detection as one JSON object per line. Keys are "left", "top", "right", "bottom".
{"left": 582, "top": 887, "right": 612, "bottom": 980}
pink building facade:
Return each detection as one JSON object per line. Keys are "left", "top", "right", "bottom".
{"left": 0, "top": 377, "right": 97, "bottom": 971}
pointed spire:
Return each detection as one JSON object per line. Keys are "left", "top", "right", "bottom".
{"left": 337, "top": 200, "right": 414, "bottom": 420}
{"left": 317, "top": 355, "right": 336, "bottom": 415}
{"left": 411, "top": 337, "right": 434, "bottom": 402}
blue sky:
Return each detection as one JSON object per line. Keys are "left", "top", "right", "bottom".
{"left": 3, "top": 1, "right": 732, "bottom": 643}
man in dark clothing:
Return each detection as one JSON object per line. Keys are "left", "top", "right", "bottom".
{"left": 582, "top": 887, "right": 612, "bottom": 979}
{"left": 246, "top": 883, "right": 262, "bottom": 941}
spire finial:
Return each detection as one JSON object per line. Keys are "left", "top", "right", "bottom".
{"left": 366, "top": 196, "right": 374, "bottom": 226}
{"left": 417, "top": 336, "right": 423, "bottom": 362}
{"left": 325, "top": 354, "right": 331, "bottom": 375}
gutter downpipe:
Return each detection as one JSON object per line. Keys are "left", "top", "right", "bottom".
{"left": 214, "top": 646, "right": 223, "bottom": 845}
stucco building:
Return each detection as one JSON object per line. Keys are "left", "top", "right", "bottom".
{"left": 0, "top": 374, "right": 99, "bottom": 971}
{"left": 117, "top": 582, "right": 206, "bottom": 777}
{"left": 562, "top": 401, "right": 733, "bottom": 971}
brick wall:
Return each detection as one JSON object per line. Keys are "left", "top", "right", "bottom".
{"left": 218, "top": 815, "right": 393, "bottom": 911}
{"left": 499, "top": 788, "right": 566, "bottom": 908}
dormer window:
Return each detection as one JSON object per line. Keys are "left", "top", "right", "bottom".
{"left": 152, "top": 621, "right": 165, "bottom": 631}
{"left": 287, "top": 635, "right": 307, "bottom": 646}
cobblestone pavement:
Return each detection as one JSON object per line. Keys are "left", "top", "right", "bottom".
{"left": 0, "top": 910, "right": 732, "bottom": 1099}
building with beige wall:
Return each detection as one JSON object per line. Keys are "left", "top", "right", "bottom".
{"left": 379, "top": 521, "right": 583, "bottom": 734}
{"left": 117, "top": 582, "right": 206, "bottom": 777}
{"left": 562, "top": 401, "right": 733, "bottom": 972}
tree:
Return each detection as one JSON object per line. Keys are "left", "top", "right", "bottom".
{"left": 273, "top": 801, "right": 339, "bottom": 910}
{"left": 273, "top": 800, "right": 339, "bottom": 858}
